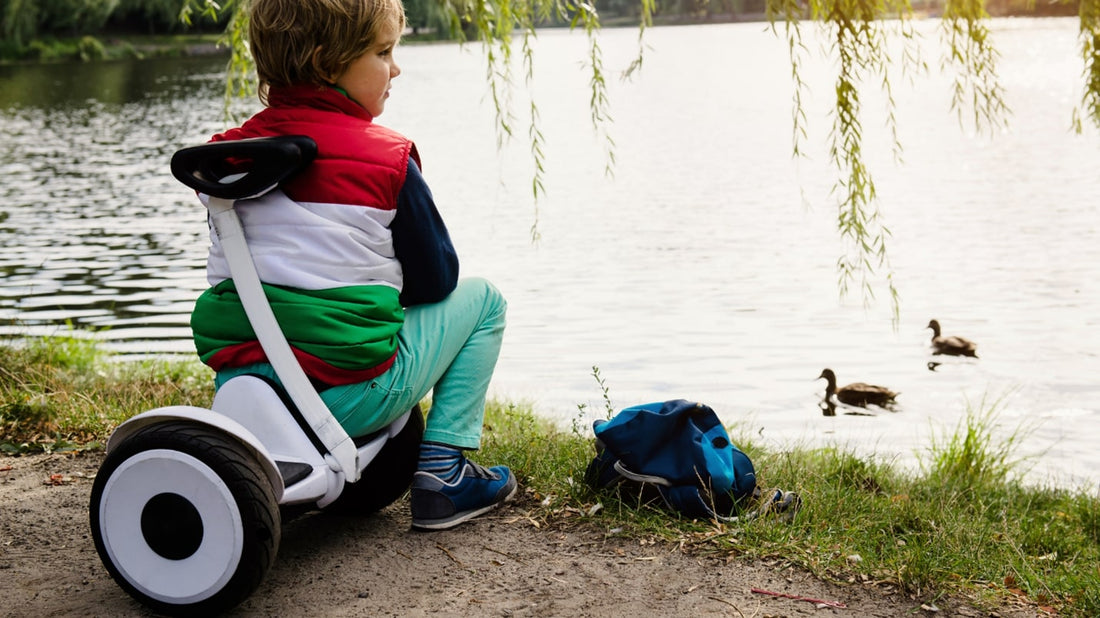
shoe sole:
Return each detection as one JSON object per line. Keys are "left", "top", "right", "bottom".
{"left": 411, "top": 481, "right": 519, "bottom": 531}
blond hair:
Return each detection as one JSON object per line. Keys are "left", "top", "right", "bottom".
{"left": 248, "top": 0, "right": 406, "bottom": 103}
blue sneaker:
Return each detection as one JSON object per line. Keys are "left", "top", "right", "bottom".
{"left": 410, "top": 460, "right": 518, "bottom": 530}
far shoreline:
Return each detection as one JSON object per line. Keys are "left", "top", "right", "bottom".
{"left": 1, "top": 10, "right": 1080, "bottom": 67}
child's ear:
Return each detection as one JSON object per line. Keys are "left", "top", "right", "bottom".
{"left": 311, "top": 46, "right": 336, "bottom": 83}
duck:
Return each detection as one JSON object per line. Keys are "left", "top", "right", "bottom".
{"left": 818, "top": 368, "right": 899, "bottom": 409}
{"left": 926, "top": 319, "right": 978, "bottom": 357}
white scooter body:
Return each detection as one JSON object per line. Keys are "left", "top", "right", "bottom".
{"left": 105, "top": 381, "right": 413, "bottom": 508}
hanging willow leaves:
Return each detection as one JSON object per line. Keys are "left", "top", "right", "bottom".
{"left": 1074, "top": 0, "right": 1100, "bottom": 132}
{"left": 446, "top": 0, "right": 613, "bottom": 239}
{"left": 941, "top": 0, "right": 1010, "bottom": 134}
{"left": 766, "top": 0, "right": 811, "bottom": 158}
{"left": 180, "top": 0, "right": 252, "bottom": 112}
{"left": 184, "top": 0, "right": 1098, "bottom": 319}
{"left": 766, "top": 0, "right": 926, "bottom": 321}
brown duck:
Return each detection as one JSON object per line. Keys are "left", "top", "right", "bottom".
{"left": 926, "top": 319, "right": 978, "bottom": 357}
{"left": 818, "top": 368, "right": 899, "bottom": 408}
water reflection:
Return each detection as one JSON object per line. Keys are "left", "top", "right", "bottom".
{"left": 0, "top": 55, "right": 240, "bottom": 351}
{"left": 819, "top": 400, "right": 879, "bottom": 417}
{"left": 0, "top": 55, "right": 228, "bottom": 108}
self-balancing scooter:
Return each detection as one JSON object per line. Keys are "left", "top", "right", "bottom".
{"left": 89, "top": 135, "right": 422, "bottom": 616}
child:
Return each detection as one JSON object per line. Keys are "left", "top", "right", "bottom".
{"left": 189, "top": 0, "right": 516, "bottom": 530}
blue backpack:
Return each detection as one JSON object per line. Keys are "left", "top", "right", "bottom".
{"left": 584, "top": 399, "right": 758, "bottom": 519}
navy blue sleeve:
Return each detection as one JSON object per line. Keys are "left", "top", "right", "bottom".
{"left": 392, "top": 157, "right": 459, "bottom": 306}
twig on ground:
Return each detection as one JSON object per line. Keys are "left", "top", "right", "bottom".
{"left": 707, "top": 595, "right": 747, "bottom": 616}
{"left": 482, "top": 545, "right": 526, "bottom": 564}
{"left": 751, "top": 587, "right": 847, "bottom": 608}
{"left": 435, "top": 542, "right": 466, "bottom": 568}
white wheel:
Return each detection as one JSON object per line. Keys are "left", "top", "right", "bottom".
{"left": 90, "top": 422, "right": 279, "bottom": 617}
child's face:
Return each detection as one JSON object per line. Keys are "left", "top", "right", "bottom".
{"left": 333, "top": 21, "right": 401, "bottom": 117}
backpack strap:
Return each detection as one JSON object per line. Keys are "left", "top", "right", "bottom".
{"left": 612, "top": 460, "right": 672, "bottom": 487}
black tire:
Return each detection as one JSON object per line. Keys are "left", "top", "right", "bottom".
{"left": 89, "top": 421, "right": 280, "bottom": 617}
{"left": 330, "top": 405, "right": 424, "bottom": 515}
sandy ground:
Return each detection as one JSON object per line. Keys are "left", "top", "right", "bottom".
{"left": 1, "top": 452, "right": 1044, "bottom": 618}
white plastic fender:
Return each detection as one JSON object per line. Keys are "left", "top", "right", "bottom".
{"left": 106, "top": 406, "right": 286, "bottom": 503}
{"left": 209, "top": 375, "right": 347, "bottom": 507}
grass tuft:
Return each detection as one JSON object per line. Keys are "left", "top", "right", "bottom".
{"left": 922, "top": 391, "right": 1035, "bottom": 489}
{"left": 0, "top": 334, "right": 209, "bottom": 453}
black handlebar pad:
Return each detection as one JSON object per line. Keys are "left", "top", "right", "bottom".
{"left": 170, "top": 135, "right": 318, "bottom": 200}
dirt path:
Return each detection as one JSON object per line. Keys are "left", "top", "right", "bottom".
{"left": 1, "top": 452, "right": 1041, "bottom": 617}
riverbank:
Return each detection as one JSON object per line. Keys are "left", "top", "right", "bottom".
{"left": 0, "top": 33, "right": 227, "bottom": 65}
{"left": 1, "top": 335, "right": 1097, "bottom": 615}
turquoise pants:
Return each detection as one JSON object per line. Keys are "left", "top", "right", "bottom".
{"left": 215, "top": 277, "right": 507, "bottom": 450}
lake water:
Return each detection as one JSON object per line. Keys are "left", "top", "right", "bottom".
{"left": 2, "top": 18, "right": 1098, "bottom": 491}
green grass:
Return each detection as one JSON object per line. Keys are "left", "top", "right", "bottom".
{"left": 478, "top": 386, "right": 1099, "bottom": 616}
{"left": 3, "top": 335, "right": 1098, "bottom": 615}
{"left": 0, "top": 334, "right": 210, "bottom": 453}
